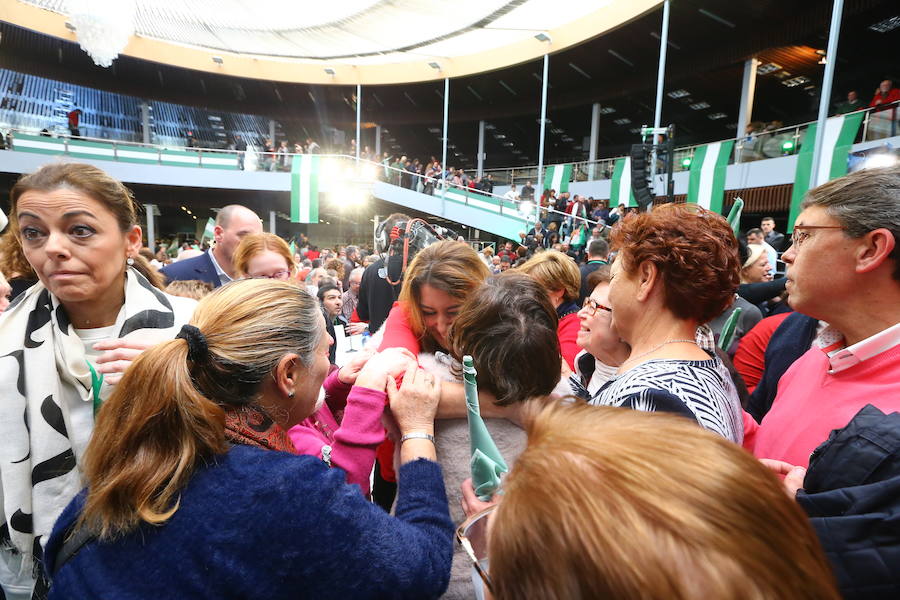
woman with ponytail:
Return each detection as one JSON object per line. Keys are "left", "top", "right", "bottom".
{"left": 0, "top": 163, "right": 195, "bottom": 598}
{"left": 44, "top": 279, "right": 453, "bottom": 600}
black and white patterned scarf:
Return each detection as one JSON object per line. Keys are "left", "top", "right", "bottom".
{"left": 0, "top": 268, "right": 190, "bottom": 583}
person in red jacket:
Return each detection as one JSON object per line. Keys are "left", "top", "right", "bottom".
{"left": 867, "top": 79, "right": 900, "bottom": 140}
{"left": 516, "top": 249, "right": 582, "bottom": 371}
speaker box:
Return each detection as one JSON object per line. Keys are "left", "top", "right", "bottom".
{"left": 630, "top": 144, "right": 654, "bottom": 210}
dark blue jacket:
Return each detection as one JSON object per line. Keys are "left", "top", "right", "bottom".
{"left": 160, "top": 252, "right": 221, "bottom": 288}
{"left": 797, "top": 405, "right": 900, "bottom": 600}
{"left": 45, "top": 447, "right": 454, "bottom": 600}
{"left": 747, "top": 312, "right": 818, "bottom": 423}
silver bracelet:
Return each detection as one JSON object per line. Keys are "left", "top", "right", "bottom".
{"left": 400, "top": 431, "right": 435, "bottom": 445}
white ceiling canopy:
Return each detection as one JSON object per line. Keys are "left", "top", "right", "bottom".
{"left": 12, "top": 0, "right": 658, "bottom": 83}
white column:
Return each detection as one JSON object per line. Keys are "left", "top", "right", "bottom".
{"left": 144, "top": 203, "right": 156, "bottom": 250}
{"left": 536, "top": 53, "right": 550, "bottom": 221}
{"left": 140, "top": 102, "right": 151, "bottom": 144}
{"left": 269, "top": 210, "right": 276, "bottom": 235}
{"left": 735, "top": 57, "right": 759, "bottom": 162}
{"left": 268, "top": 120, "right": 276, "bottom": 144}
{"left": 356, "top": 83, "right": 362, "bottom": 163}
{"left": 375, "top": 124, "right": 382, "bottom": 157}
{"left": 441, "top": 77, "right": 449, "bottom": 207}
{"left": 650, "top": 0, "right": 671, "bottom": 185}
{"left": 809, "top": 0, "right": 844, "bottom": 189}
{"left": 477, "top": 120, "right": 486, "bottom": 178}
{"left": 588, "top": 102, "right": 600, "bottom": 179}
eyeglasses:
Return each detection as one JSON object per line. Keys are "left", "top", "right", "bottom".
{"left": 790, "top": 225, "right": 845, "bottom": 249}
{"left": 456, "top": 505, "right": 495, "bottom": 594}
{"left": 253, "top": 270, "right": 291, "bottom": 280}
{"left": 582, "top": 296, "right": 613, "bottom": 316}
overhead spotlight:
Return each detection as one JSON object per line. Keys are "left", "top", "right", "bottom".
{"left": 534, "top": 32, "right": 551, "bottom": 43}
{"left": 212, "top": 56, "right": 224, "bottom": 65}
{"left": 428, "top": 62, "right": 441, "bottom": 70}
{"left": 65, "top": 21, "right": 76, "bottom": 32}
{"left": 324, "top": 68, "right": 336, "bottom": 76}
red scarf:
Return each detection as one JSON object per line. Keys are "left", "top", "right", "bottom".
{"left": 223, "top": 405, "right": 298, "bottom": 454}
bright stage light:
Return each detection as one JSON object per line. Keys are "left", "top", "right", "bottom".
{"left": 518, "top": 200, "right": 534, "bottom": 216}
{"left": 681, "top": 157, "right": 692, "bottom": 168}
{"left": 863, "top": 153, "right": 899, "bottom": 170}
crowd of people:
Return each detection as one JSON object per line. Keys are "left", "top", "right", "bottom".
{"left": 0, "top": 160, "right": 898, "bottom": 599}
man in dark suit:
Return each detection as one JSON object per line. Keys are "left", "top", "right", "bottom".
{"left": 161, "top": 205, "right": 262, "bottom": 288}
{"left": 578, "top": 239, "right": 609, "bottom": 305}
{"left": 761, "top": 216, "right": 786, "bottom": 251}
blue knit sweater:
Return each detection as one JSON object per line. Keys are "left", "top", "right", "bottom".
{"left": 44, "top": 447, "right": 454, "bottom": 599}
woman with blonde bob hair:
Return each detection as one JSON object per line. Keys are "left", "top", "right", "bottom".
{"left": 516, "top": 249, "right": 582, "bottom": 370}
{"left": 469, "top": 402, "right": 840, "bottom": 600}
{"left": 44, "top": 279, "right": 454, "bottom": 599}
{"left": 232, "top": 232, "right": 295, "bottom": 280}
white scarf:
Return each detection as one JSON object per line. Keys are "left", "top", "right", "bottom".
{"left": 0, "top": 268, "right": 190, "bottom": 579}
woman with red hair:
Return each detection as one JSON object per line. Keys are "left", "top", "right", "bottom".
{"left": 590, "top": 204, "right": 744, "bottom": 443}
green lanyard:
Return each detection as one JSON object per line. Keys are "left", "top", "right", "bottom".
{"left": 87, "top": 361, "right": 103, "bottom": 416}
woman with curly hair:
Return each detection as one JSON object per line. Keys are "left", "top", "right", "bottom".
{"left": 591, "top": 204, "right": 744, "bottom": 443}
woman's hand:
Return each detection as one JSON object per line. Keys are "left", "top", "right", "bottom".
{"left": 354, "top": 348, "right": 417, "bottom": 392}
{"left": 387, "top": 364, "right": 441, "bottom": 436}
{"left": 759, "top": 458, "right": 806, "bottom": 498}
{"left": 461, "top": 478, "right": 499, "bottom": 518}
{"left": 92, "top": 332, "right": 169, "bottom": 384}
{"left": 337, "top": 346, "right": 376, "bottom": 385}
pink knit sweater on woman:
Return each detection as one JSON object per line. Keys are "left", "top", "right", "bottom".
{"left": 288, "top": 370, "right": 387, "bottom": 497}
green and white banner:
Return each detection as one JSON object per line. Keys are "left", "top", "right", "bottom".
{"left": 543, "top": 164, "right": 573, "bottom": 194}
{"left": 789, "top": 112, "right": 863, "bottom": 230}
{"left": 609, "top": 157, "right": 635, "bottom": 207}
{"left": 201, "top": 218, "right": 215, "bottom": 242}
{"left": 686, "top": 140, "right": 734, "bottom": 213}
{"left": 291, "top": 154, "right": 320, "bottom": 224}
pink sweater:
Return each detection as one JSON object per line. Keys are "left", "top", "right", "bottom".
{"left": 744, "top": 344, "right": 900, "bottom": 468}
{"left": 288, "top": 370, "right": 387, "bottom": 496}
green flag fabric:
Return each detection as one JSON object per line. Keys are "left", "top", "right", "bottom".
{"left": 718, "top": 307, "right": 743, "bottom": 352}
{"left": 201, "top": 217, "right": 215, "bottom": 242}
{"left": 788, "top": 112, "right": 863, "bottom": 230}
{"left": 291, "top": 154, "right": 320, "bottom": 224}
{"left": 726, "top": 197, "right": 744, "bottom": 235}
{"left": 463, "top": 355, "right": 509, "bottom": 501}
{"left": 609, "top": 157, "right": 636, "bottom": 207}
{"left": 686, "top": 140, "right": 734, "bottom": 213}
{"left": 543, "top": 164, "right": 573, "bottom": 194}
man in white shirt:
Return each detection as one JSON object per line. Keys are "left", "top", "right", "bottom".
{"left": 747, "top": 228, "right": 779, "bottom": 275}
{"left": 503, "top": 184, "right": 519, "bottom": 202}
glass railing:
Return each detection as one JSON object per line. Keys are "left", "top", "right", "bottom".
{"left": 482, "top": 101, "right": 899, "bottom": 186}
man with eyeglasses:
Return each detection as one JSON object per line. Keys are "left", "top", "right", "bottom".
{"left": 744, "top": 166, "right": 900, "bottom": 598}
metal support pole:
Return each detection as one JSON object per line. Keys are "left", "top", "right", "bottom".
{"left": 536, "top": 53, "right": 550, "bottom": 222}
{"left": 588, "top": 102, "right": 600, "bottom": 179}
{"left": 809, "top": 0, "right": 844, "bottom": 189}
{"left": 268, "top": 120, "right": 276, "bottom": 145}
{"left": 375, "top": 124, "right": 382, "bottom": 157}
{"left": 355, "top": 83, "right": 362, "bottom": 164}
{"left": 441, "top": 77, "right": 449, "bottom": 206}
{"left": 477, "top": 120, "right": 486, "bottom": 178}
{"left": 144, "top": 203, "right": 156, "bottom": 251}
{"left": 650, "top": 0, "right": 671, "bottom": 188}
{"left": 269, "top": 210, "right": 276, "bottom": 235}
{"left": 735, "top": 57, "right": 759, "bottom": 163}
{"left": 140, "top": 102, "right": 151, "bottom": 144}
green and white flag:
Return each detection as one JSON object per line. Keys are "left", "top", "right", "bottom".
{"left": 544, "top": 164, "right": 573, "bottom": 194}
{"left": 609, "top": 157, "right": 635, "bottom": 207}
{"left": 291, "top": 154, "right": 320, "bottom": 224}
{"left": 789, "top": 112, "right": 863, "bottom": 230}
{"left": 201, "top": 217, "right": 215, "bottom": 242}
{"left": 687, "top": 140, "right": 734, "bottom": 213}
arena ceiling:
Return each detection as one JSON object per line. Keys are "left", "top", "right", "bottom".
{"left": 1, "top": 0, "right": 898, "bottom": 167}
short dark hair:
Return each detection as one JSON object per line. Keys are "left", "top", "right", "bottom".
{"left": 761, "top": 216, "right": 775, "bottom": 223}
{"left": 450, "top": 273, "right": 560, "bottom": 406}
{"left": 586, "top": 264, "right": 612, "bottom": 291}
{"left": 746, "top": 228, "right": 764, "bottom": 237}
{"left": 587, "top": 239, "right": 609, "bottom": 258}
{"left": 316, "top": 283, "right": 341, "bottom": 302}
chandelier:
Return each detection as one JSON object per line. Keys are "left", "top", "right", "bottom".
{"left": 67, "top": 0, "right": 136, "bottom": 68}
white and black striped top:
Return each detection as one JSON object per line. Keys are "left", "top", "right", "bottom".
{"left": 587, "top": 356, "right": 744, "bottom": 444}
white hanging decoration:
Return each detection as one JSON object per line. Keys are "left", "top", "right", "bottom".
{"left": 67, "top": 0, "right": 136, "bottom": 68}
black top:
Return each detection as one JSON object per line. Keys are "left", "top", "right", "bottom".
{"left": 356, "top": 255, "right": 403, "bottom": 334}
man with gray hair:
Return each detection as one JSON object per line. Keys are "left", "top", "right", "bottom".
{"left": 342, "top": 267, "right": 367, "bottom": 334}
{"left": 745, "top": 166, "right": 900, "bottom": 598}
{"left": 161, "top": 204, "right": 262, "bottom": 287}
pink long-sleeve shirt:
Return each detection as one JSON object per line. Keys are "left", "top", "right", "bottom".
{"left": 288, "top": 370, "right": 387, "bottom": 496}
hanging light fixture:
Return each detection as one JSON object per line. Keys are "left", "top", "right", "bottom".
{"left": 67, "top": 0, "right": 136, "bottom": 68}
